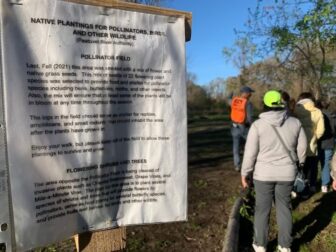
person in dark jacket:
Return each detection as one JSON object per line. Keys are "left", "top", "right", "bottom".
{"left": 280, "top": 91, "right": 295, "bottom": 116}
{"left": 316, "top": 99, "right": 335, "bottom": 193}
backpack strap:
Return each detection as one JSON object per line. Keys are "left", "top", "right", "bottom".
{"left": 270, "top": 124, "right": 296, "bottom": 164}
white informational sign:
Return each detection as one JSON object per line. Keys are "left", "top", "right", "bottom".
{"left": 0, "top": 0, "right": 187, "bottom": 250}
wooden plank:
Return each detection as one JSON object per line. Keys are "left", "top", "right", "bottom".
{"left": 64, "top": 0, "right": 192, "bottom": 41}
{"left": 222, "top": 198, "right": 243, "bottom": 252}
{"left": 74, "top": 227, "right": 126, "bottom": 252}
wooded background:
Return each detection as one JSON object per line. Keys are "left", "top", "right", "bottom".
{"left": 188, "top": 0, "right": 336, "bottom": 113}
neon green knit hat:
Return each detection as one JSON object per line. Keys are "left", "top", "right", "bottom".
{"left": 263, "top": 90, "right": 285, "bottom": 108}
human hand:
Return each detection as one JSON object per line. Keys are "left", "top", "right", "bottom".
{"left": 298, "top": 163, "right": 305, "bottom": 172}
{"left": 241, "top": 176, "right": 249, "bottom": 189}
{"left": 332, "top": 180, "right": 336, "bottom": 191}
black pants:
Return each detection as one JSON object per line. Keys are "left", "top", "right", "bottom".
{"left": 303, "top": 156, "right": 319, "bottom": 187}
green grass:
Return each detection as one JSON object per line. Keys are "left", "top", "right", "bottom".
{"left": 158, "top": 239, "right": 173, "bottom": 249}
{"left": 292, "top": 211, "right": 305, "bottom": 223}
{"left": 239, "top": 203, "right": 253, "bottom": 222}
{"left": 332, "top": 212, "right": 336, "bottom": 224}
{"left": 126, "top": 237, "right": 146, "bottom": 251}
{"left": 298, "top": 244, "right": 310, "bottom": 252}
{"left": 193, "top": 179, "right": 208, "bottom": 189}
{"left": 196, "top": 201, "right": 207, "bottom": 209}
{"left": 187, "top": 220, "right": 202, "bottom": 231}
{"left": 324, "top": 233, "right": 336, "bottom": 251}
{"left": 226, "top": 195, "right": 237, "bottom": 205}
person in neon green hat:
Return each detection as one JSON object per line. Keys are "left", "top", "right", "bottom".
{"left": 263, "top": 90, "right": 285, "bottom": 108}
{"left": 241, "top": 90, "right": 307, "bottom": 252}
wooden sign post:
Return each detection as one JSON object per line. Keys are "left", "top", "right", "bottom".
{"left": 74, "top": 227, "right": 126, "bottom": 251}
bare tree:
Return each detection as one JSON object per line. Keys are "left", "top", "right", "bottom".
{"left": 223, "top": 37, "right": 257, "bottom": 87}
{"left": 205, "top": 78, "right": 226, "bottom": 100}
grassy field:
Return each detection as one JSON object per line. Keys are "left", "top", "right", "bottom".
{"left": 33, "top": 114, "right": 336, "bottom": 252}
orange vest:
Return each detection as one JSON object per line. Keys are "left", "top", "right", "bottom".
{"left": 231, "top": 97, "right": 247, "bottom": 124}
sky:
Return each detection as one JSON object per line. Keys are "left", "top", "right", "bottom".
{"left": 163, "top": 1, "right": 259, "bottom": 86}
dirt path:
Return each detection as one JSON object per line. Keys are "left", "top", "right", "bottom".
{"left": 125, "top": 116, "right": 241, "bottom": 251}
{"left": 125, "top": 164, "right": 241, "bottom": 252}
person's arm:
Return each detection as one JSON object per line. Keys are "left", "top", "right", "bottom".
{"left": 331, "top": 113, "right": 336, "bottom": 137}
{"left": 315, "top": 110, "right": 325, "bottom": 139}
{"left": 296, "top": 125, "right": 308, "bottom": 165}
{"left": 245, "top": 102, "right": 253, "bottom": 126}
{"left": 241, "top": 123, "right": 259, "bottom": 188}
{"left": 226, "top": 92, "right": 234, "bottom": 107}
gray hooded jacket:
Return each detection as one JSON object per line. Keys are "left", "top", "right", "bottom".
{"left": 241, "top": 110, "right": 307, "bottom": 182}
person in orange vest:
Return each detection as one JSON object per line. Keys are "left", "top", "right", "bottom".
{"left": 230, "top": 86, "right": 254, "bottom": 171}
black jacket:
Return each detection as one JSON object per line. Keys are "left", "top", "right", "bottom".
{"left": 318, "top": 111, "right": 336, "bottom": 150}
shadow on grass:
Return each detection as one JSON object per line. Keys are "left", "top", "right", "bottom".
{"left": 189, "top": 125, "right": 231, "bottom": 140}
{"left": 267, "top": 193, "right": 336, "bottom": 251}
{"left": 188, "top": 128, "right": 231, "bottom": 148}
{"left": 238, "top": 216, "right": 254, "bottom": 252}
{"left": 188, "top": 153, "right": 233, "bottom": 168}
{"left": 291, "top": 192, "right": 336, "bottom": 252}
{"left": 235, "top": 187, "right": 256, "bottom": 252}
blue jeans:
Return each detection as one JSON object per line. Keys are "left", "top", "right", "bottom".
{"left": 318, "top": 148, "right": 333, "bottom": 186}
{"left": 231, "top": 124, "right": 248, "bottom": 168}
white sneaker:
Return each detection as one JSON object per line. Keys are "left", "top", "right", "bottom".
{"left": 321, "top": 185, "right": 328, "bottom": 193}
{"left": 253, "top": 243, "right": 266, "bottom": 252}
{"left": 277, "top": 245, "right": 291, "bottom": 252}
{"left": 291, "top": 191, "right": 297, "bottom": 199}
